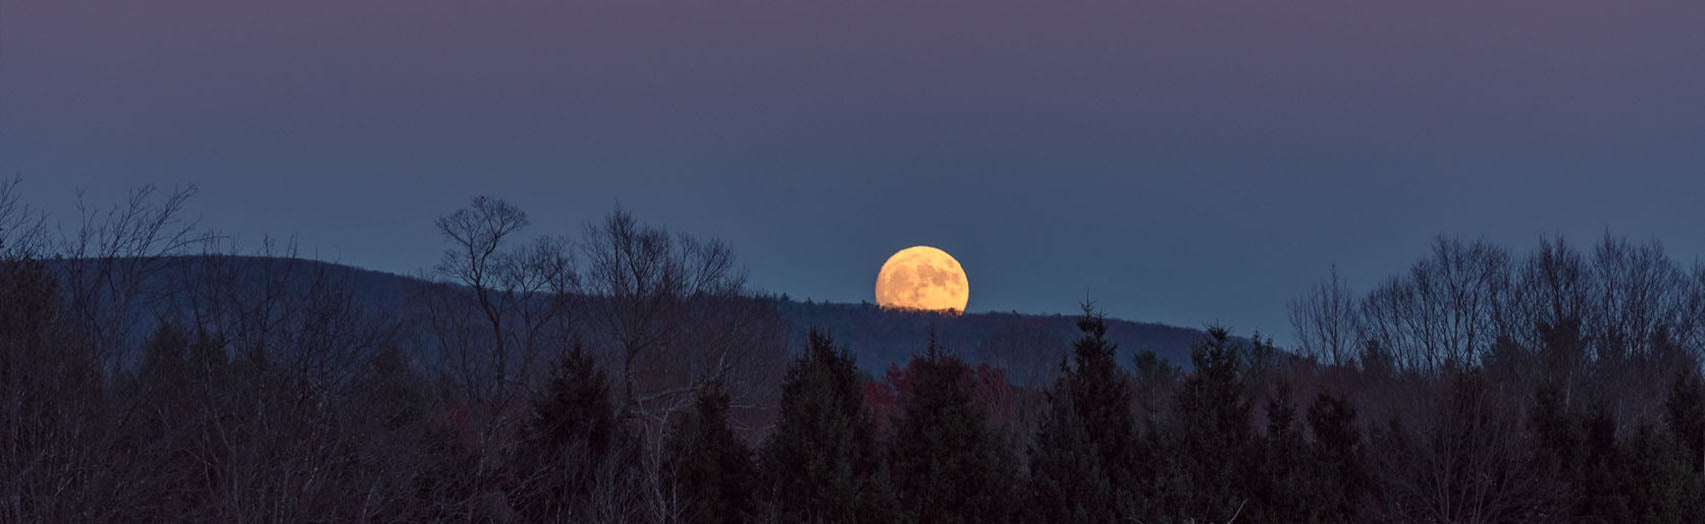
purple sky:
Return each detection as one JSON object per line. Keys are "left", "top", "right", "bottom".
{"left": 4, "top": 0, "right": 1703, "bottom": 343}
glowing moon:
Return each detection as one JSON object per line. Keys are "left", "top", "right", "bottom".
{"left": 875, "top": 246, "right": 969, "bottom": 313}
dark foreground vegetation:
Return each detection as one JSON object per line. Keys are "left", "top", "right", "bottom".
{"left": 3, "top": 181, "right": 1704, "bottom": 523}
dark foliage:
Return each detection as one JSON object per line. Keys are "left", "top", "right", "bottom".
{"left": 665, "top": 382, "right": 758, "bottom": 524}
{"left": 1171, "top": 326, "right": 1263, "bottom": 522}
{"left": 1619, "top": 421, "right": 1703, "bottom": 522}
{"left": 887, "top": 339, "right": 1018, "bottom": 523}
{"left": 1664, "top": 367, "right": 1705, "bottom": 474}
{"left": 510, "top": 343, "right": 636, "bottom": 521}
{"left": 760, "top": 330, "right": 897, "bottom": 524}
{"left": 1025, "top": 305, "right": 1140, "bottom": 522}
{"left": 1305, "top": 390, "right": 1364, "bottom": 522}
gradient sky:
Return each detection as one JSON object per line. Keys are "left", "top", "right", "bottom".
{"left": 3, "top": 0, "right": 1703, "bottom": 344}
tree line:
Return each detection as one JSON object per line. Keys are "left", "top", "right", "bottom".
{"left": 3, "top": 182, "right": 1704, "bottom": 522}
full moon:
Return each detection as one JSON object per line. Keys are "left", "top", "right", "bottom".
{"left": 875, "top": 246, "right": 969, "bottom": 313}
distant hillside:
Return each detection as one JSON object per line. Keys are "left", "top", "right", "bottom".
{"left": 38, "top": 256, "right": 428, "bottom": 353}
{"left": 772, "top": 300, "right": 1208, "bottom": 384}
{"left": 40, "top": 256, "right": 1216, "bottom": 380}
{"left": 42, "top": 255, "right": 424, "bottom": 304}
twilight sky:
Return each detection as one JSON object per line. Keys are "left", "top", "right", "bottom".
{"left": 3, "top": 0, "right": 1703, "bottom": 343}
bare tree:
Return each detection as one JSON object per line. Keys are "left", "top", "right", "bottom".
{"left": 1357, "top": 238, "right": 1512, "bottom": 373}
{"left": 1585, "top": 234, "right": 1695, "bottom": 361}
{"left": 1368, "top": 372, "right": 1553, "bottom": 523}
{"left": 1512, "top": 236, "right": 1589, "bottom": 339}
{"left": 1299, "top": 232, "right": 1705, "bottom": 442}
{"left": 1289, "top": 265, "right": 1360, "bottom": 366}
{"left": 1, "top": 204, "right": 170, "bottom": 521}
{"left": 579, "top": 207, "right": 784, "bottom": 425}
{"left": 1493, "top": 236, "right": 1592, "bottom": 403}
{"left": 0, "top": 178, "right": 47, "bottom": 260}
{"left": 415, "top": 196, "right": 580, "bottom": 520}
{"left": 427, "top": 196, "right": 577, "bottom": 402}
{"left": 57, "top": 184, "right": 209, "bottom": 374}
{"left": 1580, "top": 234, "right": 1699, "bottom": 423}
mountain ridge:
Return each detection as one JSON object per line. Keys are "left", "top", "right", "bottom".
{"left": 39, "top": 255, "right": 1218, "bottom": 378}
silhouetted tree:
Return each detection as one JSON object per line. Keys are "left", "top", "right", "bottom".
{"left": 1172, "top": 326, "right": 1260, "bottom": 522}
{"left": 580, "top": 207, "right": 786, "bottom": 435}
{"left": 760, "top": 330, "right": 896, "bottom": 523}
{"left": 1291, "top": 265, "right": 1360, "bottom": 366}
{"left": 1130, "top": 348, "right": 1178, "bottom": 432}
{"left": 1531, "top": 393, "right": 1630, "bottom": 522}
{"left": 1025, "top": 385, "right": 1115, "bottom": 523}
{"left": 1025, "top": 304, "right": 1140, "bottom": 521}
{"left": 426, "top": 195, "right": 575, "bottom": 402}
{"left": 511, "top": 343, "right": 636, "bottom": 521}
{"left": 1252, "top": 380, "right": 1322, "bottom": 522}
{"left": 1619, "top": 420, "right": 1703, "bottom": 522}
{"left": 332, "top": 343, "right": 441, "bottom": 521}
{"left": 1369, "top": 371, "right": 1549, "bottom": 523}
{"left": 0, "top": 255, "right": 106, "bottom": 520}
{"left": 887, "top": 339, "right": 1018, "bottom": 523}
{"left": 1129, "top": 348, "right": 1194, "bottom": 521}
{"left": 1358, "top": 238, "right": 1513, "bottom": 372}
{"left": 1664, "top": 366, "right": 1705, "bottom": 474}
{"left": 1307, "top": 389, "right": 1364, "bottom": 522}
{"left": 58, "top": 184, "right": 207, "bottom": 375}
{"left": 664, "top": 382, "right": 758, "bottom": 524}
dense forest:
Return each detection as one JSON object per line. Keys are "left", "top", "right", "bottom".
{"left": 3, "top": 182, "right": 1704, "bottom": 523}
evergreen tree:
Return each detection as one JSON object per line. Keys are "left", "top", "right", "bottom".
{"left": 887, "top": 339, "right": 1018, "bottom": 523}
{"left": 135, "top": 324, "right": 225, "bottom": 395}
{"left": 1173, "top": 326, "right": 1259, "bottom": 522}
{"left": 1025, "top": 386, "right": 1114, "bottom": 523}
{"left": 511, "top": 342, "right": 631, "bottom": 521}
{"left": 1663, "top": 366, "right": 1705, "bottom": 474}
{"left": 352, "top": 343, "right": 430, "bottom": 431}
{"left": 1619, "top": 420, "right": 1703, "bottom": 522}
{"left": 665, "top": 382, "right": 757, "bottom": 524}
{"left": 136, "top": 322, "right": 194, "bottom": 399}
{"left": 1576, "top": 404, "right": 1631, "bottom": 522}
{"left": 1025, "top": 304, "right": 1140, "bottom": 522}
{"left": 1530, "top": 379, "right": 1583, "bottom": 513}
{"left": 760, "top": 330, "right": 895, "bottom": 523}
{"left": 1130, "top": 347, "right": 1185, "bottom": 521}
{"left": 1252, "top": 380, "right": 1320, "bottom": 523}
{"left": 1066, "top": 308, "right": 1140, "bottom": 487}
{"left": 1537, "top": 316, "right": 1587, "bottom": 392}
{"left": 1130, "top": 348, "right": 1178, "bottom": 432}
{"left": 1305, "top": 390, "right": 1363, "bottom": 522}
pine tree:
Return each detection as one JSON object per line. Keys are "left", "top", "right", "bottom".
{"left": 1619, "top": 420, "right": 1703, "bottom": 522}
{"left": 138, "top": 322, "right": 192, "bottom": 395}
{"left": 511, "top": 342, "right": 630, "bottom": 521}
{"left": 1530, "top": 379, "right": 1583, "bottom": 514}
{"left": 1025, "top": 387, "right": 1114, "bottom": 523}
{"left": 665, "top": 382, "right": 757, "bottom": 524}
{"left": 1577, "top": 404, "right": 1631, "bottom": 522}
{"left": 1253, "top": 380, "right": 1316, "bottom": 523}
{"left": 351, "top": 344, "right": 428, "bottom": 431}
{"left": 1305, "top": 390, "right": 1362, "bottom": 523}
{"left": 760, "top": 330, "right": 896, "bottom": 523}
{"left": 1663, "top": 366, "right": 1705, "bottom": 474}
{"left": 1130, "top": 347, "right": 1183, "bottom": 520}
{"left": 1025, "top": 304, "right": 1140, "bottom": 522}
{"left": 1130, "top": 348, "right": 1177, "bottom": 432}
{"left": 1173, "top": 326, "right": 1259, "bottom": 522}
{"left": 887, "top": 339, "right": 1018, "bottom": 523}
